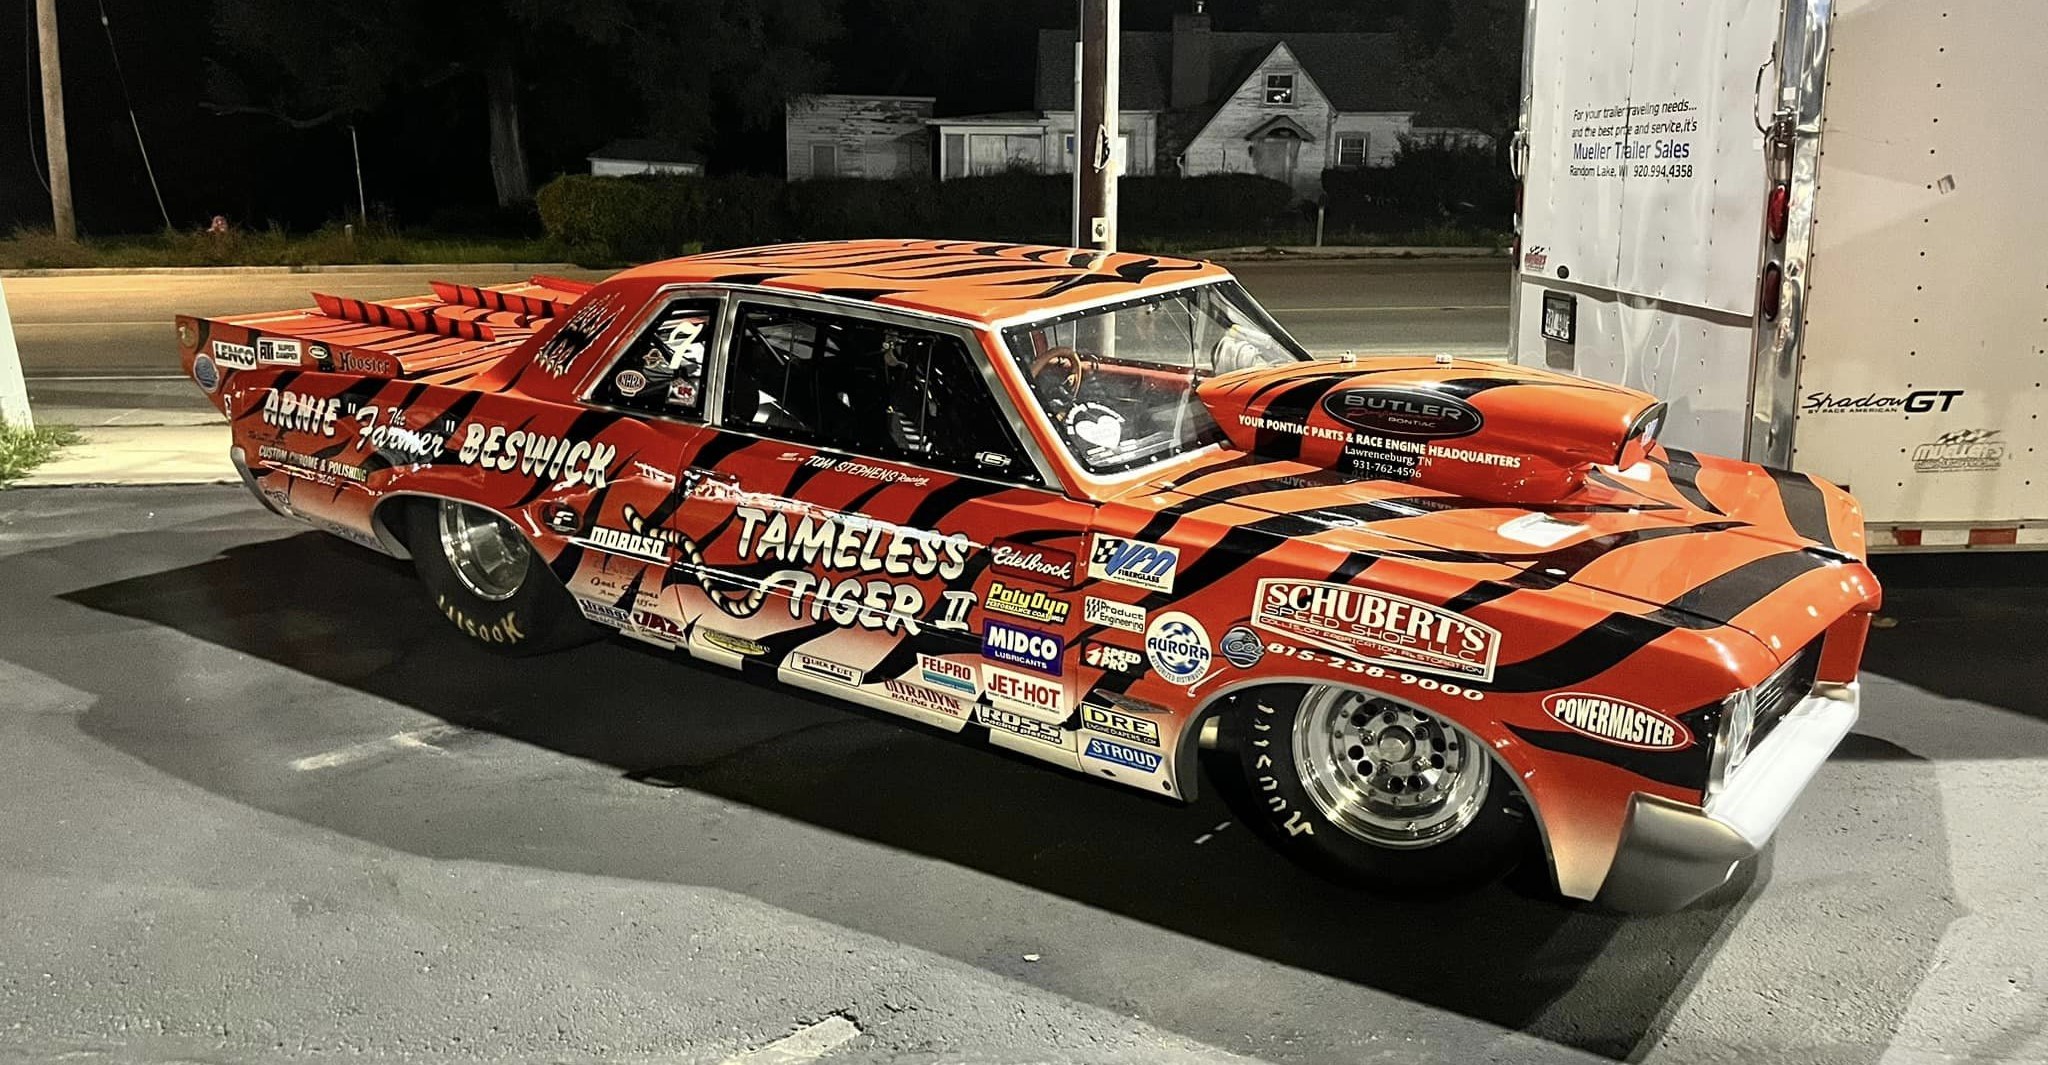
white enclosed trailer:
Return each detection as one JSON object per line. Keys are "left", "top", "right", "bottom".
{"left": 1508, "top": 0, "right": 2044, "bottom": 549}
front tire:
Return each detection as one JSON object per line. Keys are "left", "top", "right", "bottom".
{"left": 1219, "top": 683, "right": 1533, "bottom": 894}
{"left": 406, "top": 499, "right": 595, "bottom": 656}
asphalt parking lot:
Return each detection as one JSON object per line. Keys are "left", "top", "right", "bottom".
{"left": 2, "top": 487, "right": 2044, "bottom": 1065}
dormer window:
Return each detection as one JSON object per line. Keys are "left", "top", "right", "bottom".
{"left": 1264, "top": 73, "right": 1295, "bottom": 106}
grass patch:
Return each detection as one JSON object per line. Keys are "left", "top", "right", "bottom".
{"left": 0, "top": 423, "right": 82, "bottom": 484}
{"left": 2, "top": 225, "right": 568, "bottom": 270}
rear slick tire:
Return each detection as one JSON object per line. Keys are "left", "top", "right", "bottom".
{"left": 406, "top": 499, "right": 596, "bottom": 656}
{"left": 1220, "top": 683, "right": 1534, "bottom": 894}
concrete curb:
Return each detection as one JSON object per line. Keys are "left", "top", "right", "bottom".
{"left": 0, "top": 262, "right": 583, "bottom": 279}
{"left": 1203, "top": 245, "right": 1510, "bottom": 262}
{"left": 10, "top": 425, "right": 235, "bottom": 488}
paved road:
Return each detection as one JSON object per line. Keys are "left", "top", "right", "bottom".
{"left": 0, "top": 259, "right": 1510, "bottom": 426}
{"left": 1, "top": 487, "right": 2041, "bottom": 1064}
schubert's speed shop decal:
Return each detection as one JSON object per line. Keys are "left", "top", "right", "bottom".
{"left": 1542, "top": 693, "right": 1692, "bottom": 751}
{"left": 1252, "top": 580, "right": 1499, "bottom": 682}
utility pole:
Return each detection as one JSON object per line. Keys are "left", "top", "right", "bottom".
{"left": 1077, "top": 0, "right": 1120, "bottom": 252}
{"left": 34, "top": 0, "right": 77, "bottom": 241}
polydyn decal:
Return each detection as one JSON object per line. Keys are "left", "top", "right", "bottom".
{"left": 984, "top": 581, "right": 1071, "bottom": 625}
{"left": 1251, "top": 579, "right": 1500, "bottom": 682}
{"left": 1541, "top": 692, "right": 1692, "bottom": 751}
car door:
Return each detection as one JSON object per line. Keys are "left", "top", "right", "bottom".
{"left": 677, "top": 294, "right": 1096, "bottom": 755}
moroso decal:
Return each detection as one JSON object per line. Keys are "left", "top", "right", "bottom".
{"left": 1321, "top": 387, "right": 1483, "bottom": 439}
{"left": 574, "top": 521, "right": 673, "bottom": 564}
{"left": 1088, "top": 535, "right": 1179, "bottom": 593}
{"left": 456, "top": 424, "right": 616, "bottom": 488}
{"left": 1251, "top": 579, "right": 1500, "bottom": 682}
{"left": 1542, "top": 692, "right": 1693, "bottom": 751}
{"left": 990, "top": 539, "right": 1077, "bottom": 584}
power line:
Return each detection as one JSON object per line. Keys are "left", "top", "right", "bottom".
{"left": 94, "top": 0, "right": 172, "bottom": 230}
{"left": 23, "top": 0, "right": 49, "bottom": 196}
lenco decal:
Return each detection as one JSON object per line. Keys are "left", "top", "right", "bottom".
{"left": 1542, "top": 693, "right": 1691, "bottom": 751}
{"left": 1089, "top": 535, "right": 1179, "bottom": 593}
{"left": 1252, "top": 579, "right": 1499, "bottom": 682}
{"left": 210, "top": 339, "right": 258, "bottom": 370}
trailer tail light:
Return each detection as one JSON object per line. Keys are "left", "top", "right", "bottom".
{"left": 1759, "top": 262, "right": 1784, "bottom": 320}
{"left": 1767, "top": 183, "right": 1790, "bottom": 242}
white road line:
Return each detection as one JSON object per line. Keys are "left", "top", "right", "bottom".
{"left": 12, "top": 320, "right": 171, "bottom": 328}
{"left": 719, "top": 1015, "right": 863, "bottom": 1065}
{"left": 290, "top": 725, "right": 469, "bottom": 772}
{"left": 1269, "top": 304, "right": 1510, "bottom": 313}
{"left": 25, "top": 374, "right": 189, "bottom": 382}
{"left": 1193, "top": 820, "right": 1234, "bottom": 845}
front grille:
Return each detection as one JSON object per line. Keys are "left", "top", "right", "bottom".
{"left": 1750, "top": 638, "right": 1822, "bottom": 748}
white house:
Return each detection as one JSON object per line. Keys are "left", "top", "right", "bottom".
{"left": 587, "top": 139, "right": 705, "bottom": 178}
{"left": 785, "top": 94, "right": 936, "bottom": 180}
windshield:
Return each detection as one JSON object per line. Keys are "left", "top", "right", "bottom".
{"left": 1002, "top": 281, "right": 1309, "bottom": 476}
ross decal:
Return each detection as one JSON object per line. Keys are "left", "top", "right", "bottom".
{"left": 455, "top": 424, "right": 616, "bottom": 488}
{"left": 1542, "top": 692, "right": 1692, "bottom": 751}
{"left": 918, "top": 653, "right": 979, "bottom": 696}
{"left": 1081, "top": 641, "right": 1144, "bottom": 675}
{"left": 790, "top": 652, "right": 862, "bottom": 687}
{"left": 256, "top": 337, "right": 303, "bottom": 366}
{"left": 982, "top": 620, "right": 1064, "bottom": 675}
{"left": 883, "top": 678, "right": 970, "bottom": 721}
{"left": 984, "top": 581, "right": 1071, "bottom": 625}
{"left": 1219, "top": 625, "right": 1266, "bottom": 668}
{"left": 535, "top": 294, "right": 623, "bottom": 377}
{"left": 257, "top": 444, "right": 366, "bottom": 483}
{"left": 1081, "top": 704, "right": 1159, "bottom": 747}
{"left": 982, "top": 663, "right": 1065, "bottom": 719}
{"left": 211, "top": 339, "right": 257, "bottom": 371}
{"left": 698, "top": 629, "right": 768, "bottom": 656}
{"left": 978, "top": 704, "right": 1066, "bottom": 746}
{"left": 576, "top": 598, "right": 631, "bottom": 626}
{"left": 990, "top": 540, "right": 1077, "bottom": 585}
{"left": 262, "top": 389, "right": 344, "bottom": 437}
{"left": 1802, "top": 388, "right": 1963, "bottom": 416}
{"left": 1084, "top": 737, "right": 1163, "bottom": 773}
{"left": 1082, "top": 596, "right": 1145, "bottom": 634}
{"left": 1145, "top": 611, "right": 1213, "bottom": 687}
{"left": 1252, "top": 579, "right": 1499, "bottom": 683}
{"left": 1912, "top": 428, "right": 2004, "bottom": 473}
{"left": 192, "top": 353, "right": 220, "bottom": 392}
{"left": 437, "top": 594, "right": 526, "bottom": 645}
{"left": 1089, "top": 535, "right": 1179, "bottom": 593}
{"left": 1322, "top": 387, "right": 1484, "bottom": 439}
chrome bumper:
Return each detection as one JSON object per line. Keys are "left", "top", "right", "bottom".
{"left": 1595, "top": 682, "right": 1859, "bottom": 913}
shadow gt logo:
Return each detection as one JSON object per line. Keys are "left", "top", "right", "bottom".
{"left": 1802, "top": 389, "right": 1963, "bottom": 415}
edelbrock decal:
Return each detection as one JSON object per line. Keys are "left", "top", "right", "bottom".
{"left": 982, "top": 619, "right": 1064, "bottom": 675}
{"left": 1322, "top": 387, "right": 1483, "bottom": 439}
{"left": 1145, "top": 611, "right": 1212, "bottom": 687}
{"left": 1251, "top": 579, "right": 1499, "bottom": 682}
{"left": 990, "top": 539, "right": 1077, "bottom": 585}
{"left": 1088, "top": 535, "right": 1179, "bottom": 593}
{"left": 1542, "top": 692, "right": 1692, "bottom": 751}
{"left": 1083, "top": 596, "right": 1145, "bottom": 633}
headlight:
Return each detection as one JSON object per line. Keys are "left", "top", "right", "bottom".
{"left": 1708, "top": 686, "right": 1757, "bottom": 801}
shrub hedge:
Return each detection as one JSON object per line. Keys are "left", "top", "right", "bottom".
{"left": 1320, "top": 139, "right": 1514, "bottom": 236}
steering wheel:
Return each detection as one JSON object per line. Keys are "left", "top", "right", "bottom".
{"left": 1028, "top": 346, "right": 1089, "bottom": 396}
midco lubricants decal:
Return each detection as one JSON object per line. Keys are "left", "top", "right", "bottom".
{"left": 731, "top": 505, "right": 974, "bottom": 635}
{"left": 457, "top": 424, "right": 616, "bottom": 488}
{"left": 1542, "top": 693, "right": 1691, "bottom": 751}
{"left": 1251, "top": 579, "right": 1500, "bottom": 682}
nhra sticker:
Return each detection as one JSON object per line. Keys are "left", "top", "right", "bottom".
{"left": 1089, "top": 535, "right": 1179, "bottom": 593}
{"left": 1252, "top": 579, "right": 1499, "bottom": 682}
{"left": 1082, "top": 704, "right": 1159, "bottom": 747}
{"left": 1083, "top": 596, "right": 1145, "bottom": 633}
{"left": 990, "top": 540, "right": 1077, "bottom": 585}
{"left": 1084, "top": 737, "right": 1163, "bottom": 773}
{"left": 1145, "top": 611, "right": 1212, "bottom": 687}
{"left": 211, "top": 339, "right": 258, "bottom": 371}
{"left": 1542, "top": 692, "right": 1692, "bottom": 751}
{"left": 982, "top": 620, "right": 1064, "bottom": 675}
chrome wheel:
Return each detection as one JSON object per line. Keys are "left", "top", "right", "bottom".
{"left": 435, "top": 500, "right": 530, "bottom": 602}
{"left": 1291, "top": 686, "right": 1489, "bottom": 849}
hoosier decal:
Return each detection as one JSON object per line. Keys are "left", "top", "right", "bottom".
{"left": 456, "top": 424, "right": 616, "bottom": 488}
{"left": 1252, "top": 579, "right": 1500, "bottom": 682}
{"left": 1542, "top": 692, "right": 1692, "bottom": 751}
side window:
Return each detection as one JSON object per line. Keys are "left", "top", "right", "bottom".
{"left": 723, "top": 303, "right": 1040, "bottom": 484}
{"left": 587, "top": 298, "right": 717, "bottom": 419}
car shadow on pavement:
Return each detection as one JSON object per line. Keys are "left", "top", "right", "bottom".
{"left": 1862, "top": 553, "right": 2048, "bottom": 730}
{"left": 47, "top": 531, "right": 1916, "bottom": 1064}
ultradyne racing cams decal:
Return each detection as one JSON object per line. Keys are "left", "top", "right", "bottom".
{"left": 1251, "top": 579, "right": 1500, "bottom": 682}
{"left": 1541, "top": 692, "right": 1692, "bottom": 751}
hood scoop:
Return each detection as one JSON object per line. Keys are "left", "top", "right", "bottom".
{"left": 1198, "top": 358, "right": 1666, "bottom": 503}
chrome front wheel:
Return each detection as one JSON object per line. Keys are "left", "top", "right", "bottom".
{"left": 435, "top": 499, "right": 531, "bottom": 602}
{"left": 1290, "top": 685, "right": 1490, "bottom": 850}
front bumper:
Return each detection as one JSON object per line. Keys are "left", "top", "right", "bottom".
{"left": 1594, "top": 681, "right": 1860, "bottom": 913}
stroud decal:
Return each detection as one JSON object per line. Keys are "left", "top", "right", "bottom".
{"left": 991, "top": 540, "right": 1077, "bottom": 584}
{"left": 1081, "top": 641, "right": 1144, "bottom": 675}
{"left": 985, "top": 581, "right": 1071, "bottom": 625}
{"left": 978, "top": 704, "right": 1066, "bottom": 746}
{"left": 1252, "top": 579, "right": 1500, "bottom": 682}
{"left": 982, "top": 663, "right": 1065, "bottom": 720}
{"left": 883, "top": 679, "right": 969, "bottom": 721}
{"left": 262, "top": 389, "right": 345, "bottom": 436}
{"left": 1089, "top": 535, "right": 1179, "bottom": 593}
{"left": 1912, "top": 428, "right": 2004, "bottom": 473}
{"left": 256, "top": 337, "right": 303, "bottom": 366}
{"left": 211, "top": 339, "right": 257, "bottom": 371}
{"left": 534, "top": 294, "right": 623, "bottom": 377}
{"left": 1802, "top": 388, "right": 1963, "bottom": 415}
{"left": 918, "top": 653, "right": 979, "bottom": 696}
{"left": 790, "top": 652, "right": 862, "bottom": 687}
{"left": 982, "top": 620, "right": 1064, "bottom": 675}
{"left": 1542, "top": 692, "right": 1691, "bottom": 751}
{"left": 1084, "top": 737, "right": 1163, "bottom": 773}
{"left": 1081, "top": 704, "right": 1159, "bottom": 747}
{"left": 1083, "top": 596, "right": 1145, "bottom": 633}
{"left": 1145, "top": 611, "right": 1213, "bottom": 687}
{"left": 1321, "top": 387, "right": 1483, "bottom": 439}
{"left": 730, "top": 505, "right": 974, "bottom": 636}
{"left": 456, "top": 424, "right": 616, "bottom": 488}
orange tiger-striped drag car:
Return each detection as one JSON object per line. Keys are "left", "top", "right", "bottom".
{"left": 178, "top": 240, "right": 1879, "bottom": 911}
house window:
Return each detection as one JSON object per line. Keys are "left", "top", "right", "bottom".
{"left": 810, "top": 143, "right": 839, "bottom": 177}
{"left": 966, "top": 133, "right": 1042, "bottom": 175}
{"left": 1264, "top": 73, "right": 1295, "bottom": 106}
{"left": 1337, "top": 134, "right": 1368, "bottom": 168}
{"left": 943, "top": 134, "right": 966, "bottom": 178}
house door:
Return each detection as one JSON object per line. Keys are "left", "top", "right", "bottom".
{"left": 1252, "top": 129, "right": 1303, "bottom": 186}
